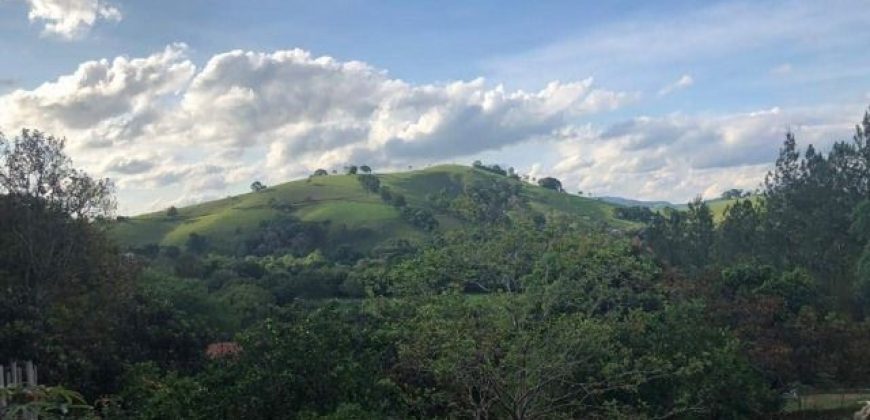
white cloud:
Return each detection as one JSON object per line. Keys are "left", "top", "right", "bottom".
{"left": 547, "top": 105, "right": 862, "bottom": 203}
{"left": 0, "top": 46, "right": 634, "bottom": 212}
{"left": 658, "top": 74, "right": 693, "bottom": 96}
{"left": 0, "top": 43, "right": 194, "bottom": 147}
{"left": 25, "top": 0, "right": 122, "bottom": 39}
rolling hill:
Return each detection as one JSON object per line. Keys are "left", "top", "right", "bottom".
{"left": 111, "top": 164, "right": 633, "bottom": 253}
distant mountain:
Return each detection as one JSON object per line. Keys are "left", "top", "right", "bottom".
{"left": 595, "top": 196, "right": 674, "bottom": 209}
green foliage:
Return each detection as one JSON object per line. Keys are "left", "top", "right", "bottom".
{"left": 118, "top": 270, "right": 232, "bottom": 369}
{"left": 250, "top": 181, "right": 267, "bottom": 192}
{"left": 0, "top": 385, "right": 93, "bottom": 419}
{"left": 242, "top": 216, "right": 326, "bottom": 257}
{"left": 185, "top": 232, "right": 209, "bottom": 254}
{"left": 399, "top": 206, "right": 438, "bottom": 231}
{"left": 613, "top": 205, "right": 656, "bottom": 223}
{"left": 449, "top": 177, "right": 525, "bottom": 223}
{"left": 471, "top": 160, "right": 508, "bottom": 176}
{"left": 390, "top": 192, "right": 406, "bottom": 207}
{"left": 0, "top": 129, "right": 115, "bottom": 218}
{"left": 356, "top": 173, "right": 380, "bottom": 193}
{"left": 721, "top": 188, "right": 749, "bottom": 200}
{"left": 537, "top": 176, "right": 563, "bottom": 191}
{"left": 645, "top": 197, "right": 715, "bottom": 269}
{"left": 0, "top": 135, "right": 133, "bottom": 397}
{"left": 123, "top": 304, "right": 396, "bottom": 419}
{"left": 388, "top": 289, "right": 777, "bottom": 418}
{"left": 716, "top": 198, "right": 761, "bottom": 264}
{"left": 755, "top": 268, "right": 820, "bottom": 313}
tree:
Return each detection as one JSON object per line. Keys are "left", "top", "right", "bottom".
{"left": 537, "top": 177, "right": 563, "bottom": 192}
{"left": 685, "top": 197, "right": 714, "bottom": 267}
{"left": 166, "top": 206, "right": 179, "bottom": 217}
{"left": 720, "top": 188, "right": 747, "bottom": 200}
{"left": 613, "top": 206, "right": 655, "bottom": 223}
{"left": 379, "top": 186, "right": 393, "bottom": 202}
{"left": 186, "top": 232, "right": 209, "bottom": 254}
{"left": 0, "top": 129, "right": 115, "bottom": 218}
{"left": 0, "top": 129, "right": 133, "bottom": 397}
{"left": 346, "top": 165, "right": 358, "bottom": 175}
{"left": 250, "top": 181, "right": 267, "bottom": 192}
{"left": 312, "top": 169, "right": 329, "bottom": 177}
{"left": 717, "top": 199, "right": 760, "bottom": 264}
{"left": 359, "top": 165, "right": 372, "bottom": 174}
{"left": 357, "top": 174, "right": 380, "bottom": 193}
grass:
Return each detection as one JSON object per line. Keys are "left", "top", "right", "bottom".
{"left": 666, "top": 195, "right": 763, "bottom": 222}
{"left": 110, "top": 164, "right": 629, "bottom": 252}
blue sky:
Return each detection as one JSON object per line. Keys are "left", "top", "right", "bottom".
{"left": 1, "top": 0, "right": 869, "bottom": 213}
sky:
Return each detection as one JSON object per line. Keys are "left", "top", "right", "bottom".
{"left": 1, "top": 0, "right": 869, "bottom": 214}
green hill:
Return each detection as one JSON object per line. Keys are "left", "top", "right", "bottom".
{"left": 670, "top": 196, "right": 762, "bottom": 222}
{"left": 111, "top": 164, "right": 631, "bottom": 253}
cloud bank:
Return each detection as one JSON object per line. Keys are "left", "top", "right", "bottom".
{"left": 0, "top": 45, "right": 636, "bottom": 211}
{"left": 548, "top": 106, "right": 860, "bottom": 202}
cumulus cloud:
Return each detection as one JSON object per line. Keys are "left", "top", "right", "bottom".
{"left": 0, "top": 46, "right": 634, "bottom": 212}
{"left": 547, "top": 105, "right": 861, "bottom": 202}
{"left": 0, "top": 43, "right": 194, "bottom": 148}
{"left": 658, "top": 75, "right": 694, "bottom": 96}
{"left": 25, "top": 0, "right": 122, "bottom": 39}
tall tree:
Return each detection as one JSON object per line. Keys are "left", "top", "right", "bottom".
{"left": 0, "top": 129, "right": 115, "bottom": 218}
{"left": 686, "top": 197, "right": 715, "bottom": 266}
{"left": 0, "top": 129, "right": 132, "bottom": 397}
{"left": 717, "top": 199, "right": 760, "bottom": 264}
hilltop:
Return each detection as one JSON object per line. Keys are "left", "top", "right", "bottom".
{"left": 111, "top": 164, "right": 631, "bottom": 254}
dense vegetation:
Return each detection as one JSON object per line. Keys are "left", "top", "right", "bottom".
{"left": 2, "top": 110, "right": 870, "bottom": 418}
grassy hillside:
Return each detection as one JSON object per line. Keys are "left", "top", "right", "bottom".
{"left": 111, "top": 164, "right": 630, "bottom": 253}
{"left": 670, "top": 196, "right": 763, "bottom": 222}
